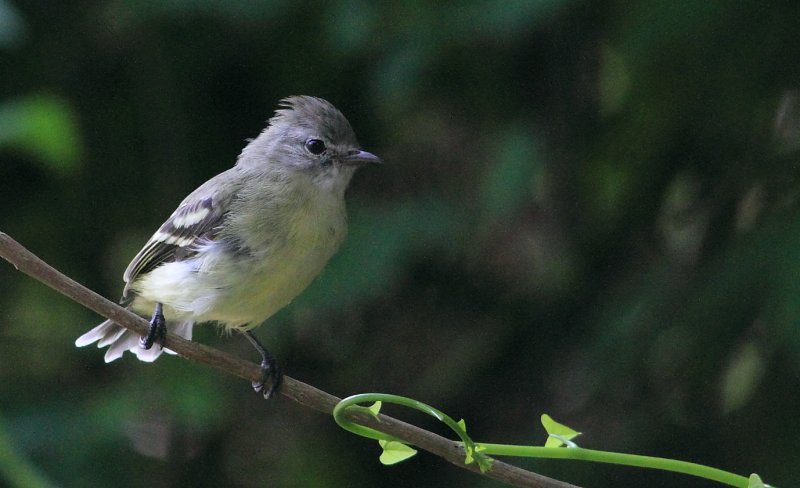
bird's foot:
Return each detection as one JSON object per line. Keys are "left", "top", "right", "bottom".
{"left": 140, "top": 303, "right": 166, "bottom": 350}
{"left": 252, "top": 357, "right": 283, "bottom": 400}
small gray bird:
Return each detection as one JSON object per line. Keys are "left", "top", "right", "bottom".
{"left": 75, "top": 96, "right": 381, "bottom": 398}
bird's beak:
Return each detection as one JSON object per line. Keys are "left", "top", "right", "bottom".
{"left": 341, "top": 150, "right": 382, "bottom": 166}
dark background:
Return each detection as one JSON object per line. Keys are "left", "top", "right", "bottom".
{"left": 1, "top": 1, "right": 799, "bottom": 487}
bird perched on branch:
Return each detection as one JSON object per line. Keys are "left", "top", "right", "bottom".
{"left": 75, "top": 96, "right": 382, "bottom": 398}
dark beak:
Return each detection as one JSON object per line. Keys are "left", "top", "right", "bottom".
{"left": 341, "top": 149, "right": 382, "bottom": 166}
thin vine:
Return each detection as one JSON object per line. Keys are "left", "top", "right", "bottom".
{"left": 333, "top": 393, "right": 771, "bottom": 488}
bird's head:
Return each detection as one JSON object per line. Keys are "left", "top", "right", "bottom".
{"left": 239, "top": 95, "right": 381, "bottom": 193}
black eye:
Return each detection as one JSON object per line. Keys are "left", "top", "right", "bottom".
{"left": 305, "top": 138, "right": 326, "bottom": 155}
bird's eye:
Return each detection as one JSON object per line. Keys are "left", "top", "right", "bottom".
{"left": 305, "top": 138, "right": 326, "bottom": 155}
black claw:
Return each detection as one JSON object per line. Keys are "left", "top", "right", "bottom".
{"left": 243, "top": 331, "right": 282, "bottom": 399}
{"left": 140, "top": 302, "right": 166, "bottom": 350}
{"left": 252, "top": 357, "right": 283, "bottom": 399}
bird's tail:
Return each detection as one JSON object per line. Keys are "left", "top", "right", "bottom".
{"left": 75, "top": 318, "right": 193, "bottom": 363}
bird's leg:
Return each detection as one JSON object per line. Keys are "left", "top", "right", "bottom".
{"left": 140, "top": 302, "right": 166, "bottom": 350}
{"left": 242, "top": 331, "right": 283, "bottom": 399}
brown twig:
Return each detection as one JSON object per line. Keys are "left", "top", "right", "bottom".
{"left": 0, "top": 232, "right": 579, "bottom": 488}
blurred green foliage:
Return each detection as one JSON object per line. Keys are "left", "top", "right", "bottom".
{"left": 0, "top": 94, "right": 82, "bottom": 173}
{"left": 1, "top": 1, "right": 800, "bottom": 487}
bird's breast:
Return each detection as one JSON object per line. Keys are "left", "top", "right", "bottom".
{"left": 196, "top": 190, "right": 347, "bottom": 328}
{"left": 133, "top": 181, "right": 349, "bottom": 329}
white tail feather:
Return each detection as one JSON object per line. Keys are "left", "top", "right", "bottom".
{"left": 75, "top": 318, "right": 193, "bottom": 363}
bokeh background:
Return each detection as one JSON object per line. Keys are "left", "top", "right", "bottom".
{"left": 1, "top": 1, "right": 799, "bottom": 487}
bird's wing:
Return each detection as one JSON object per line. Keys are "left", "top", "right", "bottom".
{"left": 122, "top": 171, "right": 240, "bottom": 291}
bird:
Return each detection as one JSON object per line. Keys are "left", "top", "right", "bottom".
{"left": 75, "top": 95, "right": 381, "bottom": 398}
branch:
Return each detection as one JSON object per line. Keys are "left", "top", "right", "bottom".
{"left": 0, "top": 232, "right": 578, "bottom": 488}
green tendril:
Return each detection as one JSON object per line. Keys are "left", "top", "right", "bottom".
{"left": 333, "top": 393, "right": 492, "bottom": 472}
{"left": 333, "top": 395, "right": 765, "bottom": 487}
